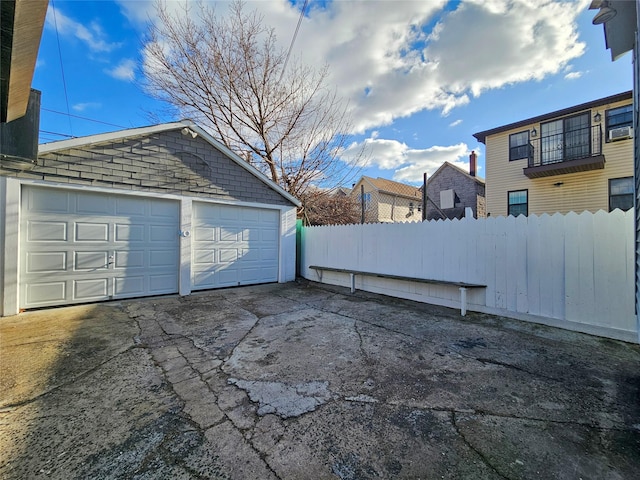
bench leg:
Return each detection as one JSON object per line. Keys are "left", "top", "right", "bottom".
{"left": 350, "top": 273, "right": 356, "bottom": 293}
{"left": 459, "top": 287, "right": 467, "bottom": 316}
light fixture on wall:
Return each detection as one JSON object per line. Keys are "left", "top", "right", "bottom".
{"left": 594, "top": 111, "right": 602, "bottom": 123}
{"left": 181, "top": 127, "right": 198, "bottom": 139}
{"left": 531, "top": 127, "right": 537, "bottom": 137}
{"left": 592, "top": 1, "right": 617, "bottom": 25}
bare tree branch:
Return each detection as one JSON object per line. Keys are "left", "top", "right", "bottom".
{"left": 144, "top": 0, "right": 362, "bottom": 200}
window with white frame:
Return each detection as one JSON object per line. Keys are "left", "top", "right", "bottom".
{"left": 508, "top": 190, "right": 528, "bottom": 217}
{"left": 609, "top": 177, "right": 633, "bottom": 212}
{"left": 606, "top": 105, "right": 632, "bottom": 133}
{"left": 509, "top": 131, "right": 530, "bottom": 161}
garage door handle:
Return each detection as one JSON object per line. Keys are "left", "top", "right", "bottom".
{"left": 107, "top": 255, "right": 114, "bottom": 267}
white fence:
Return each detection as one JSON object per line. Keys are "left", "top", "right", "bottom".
{"left": 300, "top": 210, "right": 637, "bottom": 343}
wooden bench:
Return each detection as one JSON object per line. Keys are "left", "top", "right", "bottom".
{"left": 308, "top": 265, "right": 486, "bottom": 316}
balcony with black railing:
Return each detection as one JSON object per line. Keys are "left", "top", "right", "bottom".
{"left": 523, "top": 125, "right": 604, "bottom": 178}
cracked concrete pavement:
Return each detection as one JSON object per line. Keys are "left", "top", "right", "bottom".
{"left": 1, "top": 280, "right": 639, "bottom": 479}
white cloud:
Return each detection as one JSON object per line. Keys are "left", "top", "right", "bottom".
{"left": 449, "top": 119, "right": 463, "bottom": 127}
{"left": 46, "top": 6, "right": 121, "bottom": 53}
{"left": 72, "top": 102, "right": 101, "bottom": 112}
{"left": 107, "top": 59, "right": 136, "bottom": 81}
{"left": 340, "top": 136, "right": 475, "bottom": 183}
{"left": 275, "top": 0, "right": 586, "bottom": 132}
{"left": 564, "top": 71, "right": 583, "bottom": 80}
{"left": 139, "top": 0, "right": 588, "bottom": 134}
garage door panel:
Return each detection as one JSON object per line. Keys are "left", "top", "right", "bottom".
{"left": 149, "top": 274, "right": 178, "bottom": 292}
{"left": 115, "top": 250, "right": 144, "bottom": 269}
{"left": 77, "top": 193, "right": 112, "bottom": 215}
{"left": 26, "top": 252, "right": 67, "bottom": 273}
{"left": 150, "top": 250, "right": 178, "bottom": 267}
{"left": 116, "top": 197, "right": 147, "bottom": 216}
{"left": 219, "top": 249, "right": 239, "bottom": 263}
{"left": 241, "top": 209, "right": 261, "bottom": 222}
{"left": 76, "top": 223, "right": 109, "bottom": 241}
{"left": 150, "top": 225, "right": 176, "bottom": 242}
{"left": 75, "top": 251, "right": 108, "bottom": 270}
{"left": 20, "top": 186, "right": 179, "bottom": 309}
{"left": 27, "top": 282, "right": 66, "bottom": 304}
{"left": 194, "top": 226, "right": 216, "bottom": 242}
{"left": 192, "top": 203, "right": 279, "bottom": 290}
{"left": 194, "top": 249, "right": 216, "bottom": 265}
{"left": 217, "top": 269, "right": 239, "bottom": 285}
{"left": 115, "top": 276, "right": 145, "bottom": 296}
{"left": 74, "top": 279, "right": 109, "bottom": 300}
{"left": 115, "top": 224, "right": 145, "bottom": 242}
{"left": 28, "top": 221, "right": 68, "bottom": 241}
{"left": 220, "top": 207, "right": 240, "bottom": 221}
{"left": 150, "top": 200, "right": 179, "bottom": 219}
{"left": 241, "top": 249, "right": 259, "bottom": 262}
{"left": 261, "top": 247, "right": 278, "bottom": 259}
{"left": 261, "top": 210, "right": 280, "bottom": 223}
{"left": 240, "top": 268, "right": 262, "bottom": 282}
{"left": 28, "top": 188, "right": 69, "bottom": 213}
{"left": 220, "top": 228, "right": 240, "bottom": 242}
{"left": 261, "top": 228, "right": 278, "bottom": 242}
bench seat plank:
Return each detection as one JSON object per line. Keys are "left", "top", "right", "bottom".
{"left": 308, "top": 265, "right": 486, "bottom": 315}
{"left": 308, "top": 266, "right": 485, "bottom": 288}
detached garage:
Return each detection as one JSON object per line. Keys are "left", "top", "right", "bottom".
{"left": 0, "top": 121, "right": 299, "bottom": 315}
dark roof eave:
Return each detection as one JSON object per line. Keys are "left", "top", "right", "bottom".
{"left": 472, "top": 90, "right": 632, "bottom": 144}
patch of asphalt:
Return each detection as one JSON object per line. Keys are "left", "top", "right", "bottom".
{"left": 228, "top": 379, "right": 333, "bottom": 418}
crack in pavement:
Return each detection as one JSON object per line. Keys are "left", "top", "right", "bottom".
{"left": 132, "top": 304, "right": 284, "bottom": 480}
{"left": 0, "top": 345, "right": 138, "bottom": 411}
{"left": 451, "top": 411, "right": 512, "bottom": 480}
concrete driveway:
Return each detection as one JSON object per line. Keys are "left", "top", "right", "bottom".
{"left": 1, "top": 281, "right": 639, "bottom": 479}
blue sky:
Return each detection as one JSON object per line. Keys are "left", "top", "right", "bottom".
{"left": 34, "top": 0, "right": 632, "bottom": 186}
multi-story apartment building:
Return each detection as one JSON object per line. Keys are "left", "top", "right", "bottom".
{"left": 473, "top": 91, "right": 633, "bottom": 217}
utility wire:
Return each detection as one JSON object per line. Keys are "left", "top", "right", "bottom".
{"left": 42, "top": 108, "right": 127, "bottom": 128}
{"left": 279, "top": 0, "right": 309, "bottom": 83}
{"left": 39, "top": 130, "right": 74, "bottom": 138}
{"left": 51, "top": 0, "right": 73, "bottom": 137}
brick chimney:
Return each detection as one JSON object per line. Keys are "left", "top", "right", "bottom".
{"left": 469, "top": 151, "right": 477, "bottom": 177}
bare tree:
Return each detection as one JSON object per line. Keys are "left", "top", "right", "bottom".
{"left": 144, "top": 0, "right": 360, "bottom": 198}
{"left": 301, "top": 189, "right": 361, "bottom": 226}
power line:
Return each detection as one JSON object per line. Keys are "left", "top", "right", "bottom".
{"left": 51, "top": 0, "right": 73, "bottom": 137}
{"left": 39, "top": 130, "right": 74, "bottom": 138}
{"left": 279, "top": 0, "right": 309, "bottom": 83}
{"left": 42, "top": 108, "right": 127, "bottom": 128}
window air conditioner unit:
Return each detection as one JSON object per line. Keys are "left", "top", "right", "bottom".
{"left": 609, "top": 126, "right": 633, "bottom": 142}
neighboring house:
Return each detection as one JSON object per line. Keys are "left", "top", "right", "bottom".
{"left": 425, "top": 154, "right": 485, "bottom": 220}
{"left": 0, "top": 121, "right": 300, "bottom": 316}
{"left": 334, "top": 187, "right": 352, "bottom": 197}
{"left": 350, "top": 176, "right": 422, "bottom": 223}
{"left": 473, "top": 91, "right": 633, "bottom": 217}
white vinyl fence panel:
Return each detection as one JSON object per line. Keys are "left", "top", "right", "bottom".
{"left": 301, "top": 210, "right": 636, "bottom": 342}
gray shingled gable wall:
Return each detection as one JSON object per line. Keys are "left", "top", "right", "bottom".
{"left": 426, "top": 164, "right": 485, "bottom": 220}
{"left": 12, "top": 129, "right": 294, "bottom": 206}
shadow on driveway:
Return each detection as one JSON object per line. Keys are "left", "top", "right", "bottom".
{"left": 1, "top": 280, "right": 639, "bottom": 479}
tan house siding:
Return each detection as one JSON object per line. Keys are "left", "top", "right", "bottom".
{"left": 483, "top": 95, "right": 633, "bottom": 217}
{"left": 351, "top": 176, "right": 422, "bottom": 223}
{"left": 377, "top": 192, "right": 420, "bottom": 222}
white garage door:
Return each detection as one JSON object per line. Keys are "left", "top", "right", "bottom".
{"left": 20, "top": 186, "right": 179, "bottom": 309}
{"left": 192, "top": 203, "right": 279, "bottom": 289}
